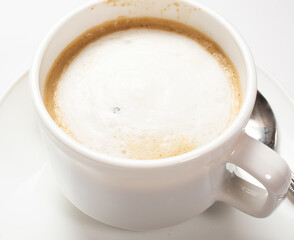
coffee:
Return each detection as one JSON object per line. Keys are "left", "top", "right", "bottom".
{"left": 44, "top": 17, "right": 241, "bottom": 160}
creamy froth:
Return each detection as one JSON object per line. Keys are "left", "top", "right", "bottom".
{"left": 44, "top": 18, "right": 241, "bottom": 160}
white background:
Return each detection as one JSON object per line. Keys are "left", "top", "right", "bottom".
{"left": 0, "top": 0, "right": 293, "bottom": 97}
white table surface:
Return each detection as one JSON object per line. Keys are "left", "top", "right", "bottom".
{"left": 0, "top": 0, "right": 293, "bottom": 98}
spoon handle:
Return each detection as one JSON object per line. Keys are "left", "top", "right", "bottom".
{"left": 289, "top": 172, "right": 294, "bottom": 195}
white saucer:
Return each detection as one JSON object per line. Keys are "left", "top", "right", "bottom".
{"left": 0, "top": 68, "right": 293, "bottom": 239}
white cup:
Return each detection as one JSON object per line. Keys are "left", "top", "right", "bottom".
{"left": 30, "top": 0, "right": 291, "bottom": 230}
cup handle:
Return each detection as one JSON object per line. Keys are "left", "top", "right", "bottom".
{"left": 215, "top": 133, "right": 291, "bottom": 217}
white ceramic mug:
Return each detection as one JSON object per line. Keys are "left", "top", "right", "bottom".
{"left": 30, "top": 0, "right": 291, "bottom": 230}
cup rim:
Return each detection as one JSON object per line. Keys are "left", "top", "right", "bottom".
{"left": 30, "top": 0, "right": 256, "bottom": 169}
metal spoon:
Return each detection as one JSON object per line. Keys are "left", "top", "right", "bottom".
{"left": 245, "top": 91, "right": 294, "bottom": 195}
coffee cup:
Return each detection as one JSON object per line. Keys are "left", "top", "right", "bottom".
{"left": 30, "top": 0, "right": 291, "bottom": 230}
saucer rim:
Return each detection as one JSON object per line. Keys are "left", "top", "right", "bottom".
{"left": 0, "top": 66, "right": 293, "bottom": 239}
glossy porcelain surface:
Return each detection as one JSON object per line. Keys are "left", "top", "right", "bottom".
{"left": 0, "top": 69, "right": 293, "bottom": 238}
{"left": 29, "top": 0, "right": 291, "bottom": 230}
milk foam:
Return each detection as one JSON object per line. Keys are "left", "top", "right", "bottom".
{"left": 55, "top": 29, "right": 236, "bottom": 159}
